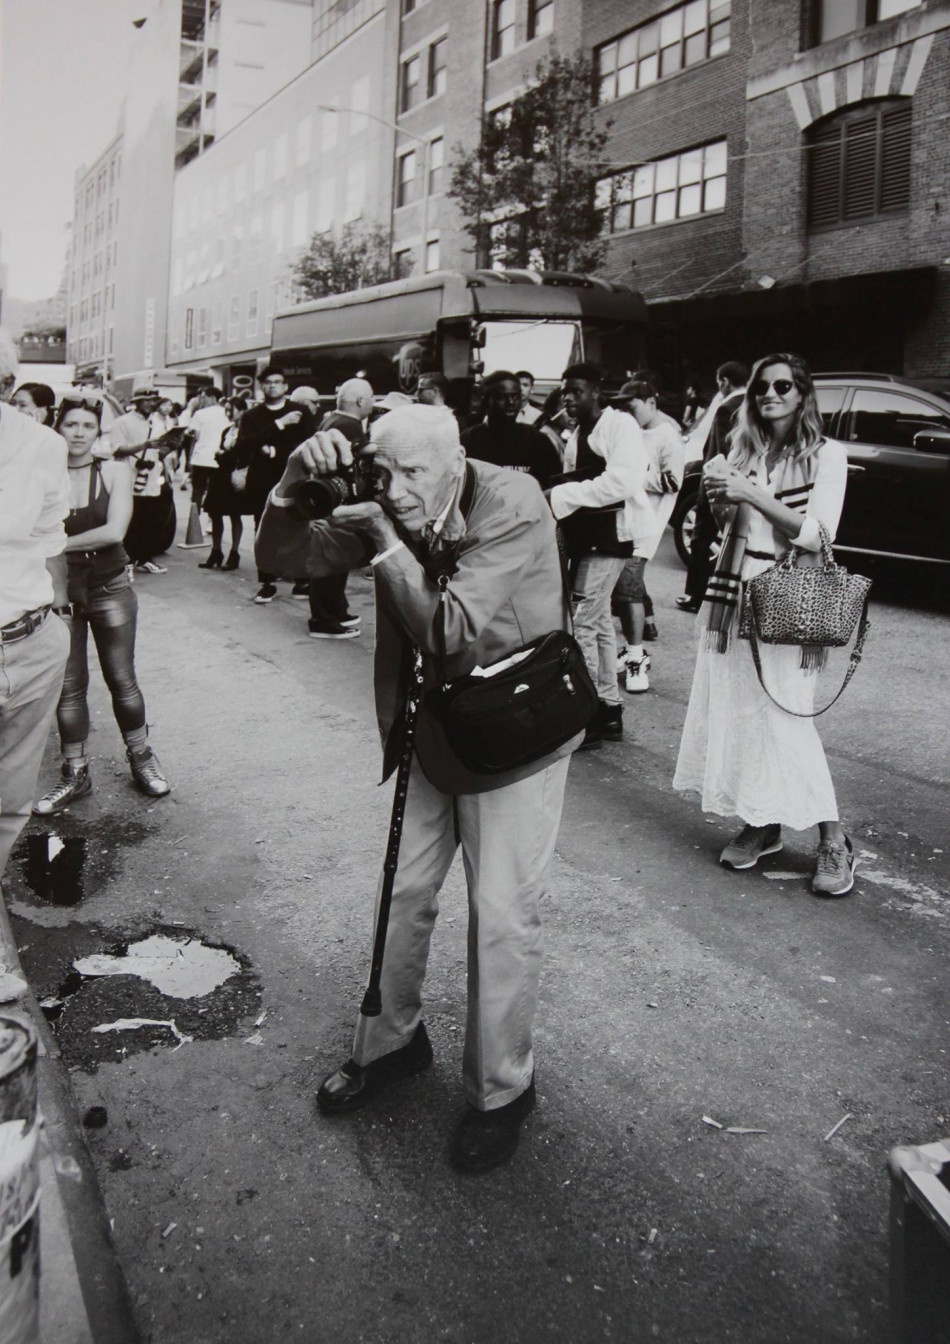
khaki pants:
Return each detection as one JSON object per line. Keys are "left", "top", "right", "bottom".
{"left": 353, "top": 753, "right": 571, "bottom": 1111}
{"left": 0, "top": 614, "right": 70, "bottom": 876}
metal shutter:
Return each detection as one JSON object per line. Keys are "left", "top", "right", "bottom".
{"left": 843, "top": 113, "right": 878, "bottom": 219}
{"left": 880, "top": 102, "right": 912, "bottom": 211}
{"left": 808, "top": 123, "right": 843, "bottom": 228}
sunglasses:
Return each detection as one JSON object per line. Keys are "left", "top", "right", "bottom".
{"left": 752, "top": 378, "right": 796, "bottom": 397}
{"left": 59, "top": 395, "right": 104, "bottom": 413}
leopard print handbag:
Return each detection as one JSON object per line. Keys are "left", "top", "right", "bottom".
{"left": 746, "top": 524, "right": 872, "bottom": 718}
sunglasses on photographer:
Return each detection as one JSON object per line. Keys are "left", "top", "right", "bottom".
{"left": 752, "top": 378, "right": 796, "bottom": 397}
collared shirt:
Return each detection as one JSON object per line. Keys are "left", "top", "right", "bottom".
{"left": 0, "top": 405, "right": 69, "bottom": 626}
{"left": 185, "top": 404, "right": 231, "bottom": 468}
{"left": 517, "top": 404, "right": 541, "bottom": 425}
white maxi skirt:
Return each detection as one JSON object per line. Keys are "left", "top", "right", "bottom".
{"left": 673, "top": 633, "right": 839, "bottom": 831}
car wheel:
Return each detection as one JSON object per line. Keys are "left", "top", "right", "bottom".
{"left": 674, "top": 487, "right": 699, "bottom": 567}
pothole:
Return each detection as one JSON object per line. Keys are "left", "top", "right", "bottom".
{"left": 10, "top": 814, "right": 152, "bottom": 906}
{"left": 14, "top": 921, "right": 262, "bottom": 1070}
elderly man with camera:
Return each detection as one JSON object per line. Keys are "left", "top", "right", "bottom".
{"left": 256, "top": 403, "right": 581, "bottom": 1173}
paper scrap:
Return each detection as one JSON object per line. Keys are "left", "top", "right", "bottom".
{"left": 91, "top": 1018, "right": 193, "bottom": 1048}
{"left": 702, "top": 1115, "right": 723, "bottom": 1129}
{"left": 823, "top": 1112, "right": 853, "bottom": 1142}
{"left": 726, "top": 1127, "right": 767, "bottom": 1135}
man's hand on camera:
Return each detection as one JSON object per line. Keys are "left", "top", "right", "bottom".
{"left": 330, "top": 500, "right": 398, "bottom": 551}
{"left": 275, "top": 429, "right": 353, "bottom": 498}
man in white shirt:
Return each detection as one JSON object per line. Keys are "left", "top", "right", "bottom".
{"left": 614, "top": 380, "right": 686, "bottom": 693}
{"left": 182, "top": 386, "right": 231, "bottom": 517}
{"left": 515, "top": 371, "right": 542, "bottom": 425}
{"left": 548, "top": 362, "right": 651, "bottom": 748}
{"left": 0, "top": 330, "right": 71, "bottom": 876}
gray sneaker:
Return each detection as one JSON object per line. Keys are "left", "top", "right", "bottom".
{"left": 720, "top": 823, "right": 783, "bottom": 870}
{"left": 812, "top": 836, "right": 856, "bottom": 897}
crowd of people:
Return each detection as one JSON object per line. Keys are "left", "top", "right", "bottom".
{"left": 1, "top": 327, "right": 856, "bottom": 1173}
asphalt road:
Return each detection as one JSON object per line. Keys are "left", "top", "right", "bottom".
{"left": 5, "top": 508, "right": 949, "bottom": 1344}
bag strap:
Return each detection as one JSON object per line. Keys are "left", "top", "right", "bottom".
{"left": 748, "top": 595, "right": 871, "bottom": 718}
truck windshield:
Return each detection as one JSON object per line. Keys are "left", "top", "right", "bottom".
{"left": 480, "top": 320, "right": 581, "bottom": 381}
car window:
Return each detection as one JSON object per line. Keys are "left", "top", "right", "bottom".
{"left": 848, "top": 389, "right": 950, "bottom": 450}
{"left": 815, "top": 385, "right": 845, "bottom": 434}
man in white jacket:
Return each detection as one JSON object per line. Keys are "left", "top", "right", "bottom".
{"left": 548, "top": 363, "right": 650, "bottom": 747}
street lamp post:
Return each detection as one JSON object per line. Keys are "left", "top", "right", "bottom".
{"left": 315, "top": 104, "right": 430, "bottom": 276}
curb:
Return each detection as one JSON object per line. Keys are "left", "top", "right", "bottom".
{"left": 0, "top": 884, "right": 141, "bottom": 1344}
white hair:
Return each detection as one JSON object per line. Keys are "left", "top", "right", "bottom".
{"left": 370, "top": 403, "right": 461, "bottom": 455}
{"left": 0, "top": 329, "right": 19, "bottom": 385}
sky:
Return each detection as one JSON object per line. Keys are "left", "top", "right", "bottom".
{"left": 0, "top": 0, "right": 134, "bottom": 299}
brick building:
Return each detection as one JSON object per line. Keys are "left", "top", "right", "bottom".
{"left": 82, "top": 0, "right": 947, "bottom": 393}
{"left": 590, "top": 0, "right": 950, "bottom": 388}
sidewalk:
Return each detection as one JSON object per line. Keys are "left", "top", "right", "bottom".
{"left": 1, "top": 891, "right": 140, "bottom": 1344}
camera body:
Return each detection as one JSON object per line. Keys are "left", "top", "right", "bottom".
{"left": 298, "top": 455, "right": 378, "bottom": 520}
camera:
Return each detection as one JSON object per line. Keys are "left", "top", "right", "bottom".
{"left": 297, "top": 455, "right": 378, "bottom": 520}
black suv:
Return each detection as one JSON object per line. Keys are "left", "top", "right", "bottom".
{"left": 671, "top": 374, "right": 950, "bottom": 567}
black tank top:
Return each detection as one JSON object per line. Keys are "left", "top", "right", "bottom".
{"left": 65, "top": 461, "right": 129, "bottom": 594}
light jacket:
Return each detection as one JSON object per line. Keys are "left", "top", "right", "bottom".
{"left": 255, "top": 459, "right": 580, "bottom": 796}
{"left": 549, "top": 406, "right": 654, "bottom": 546}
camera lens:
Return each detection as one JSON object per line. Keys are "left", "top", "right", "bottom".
{"left": 299, "top": 475, "right": 350, "bottom": 520}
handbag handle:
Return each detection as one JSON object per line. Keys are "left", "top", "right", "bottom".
{"left": 778, "top": 521, "right": 837, "bottom": 573}
{"left": 748, "top": 596, "right": 871, "bottom": 718}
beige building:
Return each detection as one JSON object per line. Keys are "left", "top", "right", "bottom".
{"left": 67, "top": 129, "right": 123, "bottom": 381}
{"left": 166, "top": 2, "right": 393, "bottom": 387}
{"left": 67, "top": 0, "right": 313, "bottom": 392}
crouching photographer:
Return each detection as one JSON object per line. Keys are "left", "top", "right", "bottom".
{"left": 256, "top": 404, "right": 587, "bottom": 1173}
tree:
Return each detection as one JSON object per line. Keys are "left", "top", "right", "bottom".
{"left": 291, "top": 221, "right": 407, "bottom": 300}
{"left": 448, "top": 51, "right": 611, "bottom": 273}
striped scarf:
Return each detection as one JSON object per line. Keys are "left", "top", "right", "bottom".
{"left": 704, "top": 451, "right": 818, "bottom": 653}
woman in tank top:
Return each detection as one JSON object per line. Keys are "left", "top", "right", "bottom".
{"left": 32, "top": 396, "right": 171, "bottom": 814}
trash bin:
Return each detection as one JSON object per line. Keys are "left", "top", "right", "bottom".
{"left": 888, "top": 1139, "right": 950, "bottom": 1344}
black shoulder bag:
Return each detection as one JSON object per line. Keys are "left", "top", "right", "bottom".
{"left": 425, "top": 471, "right": 598, "bottom": 775}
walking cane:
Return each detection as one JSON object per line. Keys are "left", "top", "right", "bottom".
{"left": 360, "top": 648, "right": 424, "bottom": 1017}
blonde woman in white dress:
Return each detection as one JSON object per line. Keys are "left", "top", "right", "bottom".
{"left": 673, "top": 353, "right": 854, "bottom": 897}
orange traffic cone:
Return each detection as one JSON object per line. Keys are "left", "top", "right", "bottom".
{"left": 178, "top": 502, "right": 209, "bottom": 549}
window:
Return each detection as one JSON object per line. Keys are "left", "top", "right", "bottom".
{"left": 315, "top": 181, "right": 335, "bottom": 232}
{"left": 812, "top": 0, "right": 920, "bottom": 45}
{"left": 247, "top": 289, "right": 259, "bottom": 338}
{"left": 295, "top": 116, "right": 312, "bottom": 168}
{"left": 847, "top": 389, "right": 949, "bottom": 450}
{"left": 350, "top": 77, "right": 370, "bottom": 133}
{"left": 197, "top": 307, "right": 208, "bottom": 348}
{"left": 274, "top": 133, "right": 288, "bottom": 180}
{"left": 231, "top": 227, "right": 244, "bottom": 271}
{"left": 807, "top": 101, "right": 911, "bottom": 230}
{"left": 402, "top": 0, "right": 416, "bottom": 13}
{"left": 396, "top": 149, "right": 417, "bottom": 207}
{"left": 401, "top": 54, "right": 421, "bottom": 112}
{"left": 211, "top": 301, "right": 223, "bottom": 344}
{"left": 528, "top": 0, "right": 554, "bottom": 39}
{"left": 491, "top": 0, "right": 516, "bottom": 59}
{"left": 291, "top": 191, "right": 309, "bottom": 246}
{"left": 253, "top": 148, "right": 266, "bottom": 193}
{"left": 394, "top": 246, "right": 415, "bottom": 278}
{"left": 249, "top": 214, "right": 263, "bottom": 265}
{"left": 235, "top": 164, "right": 247, "bottom": 201}
{"left": 312, "top": 0, "right": 386, "bottom": 60}
{"left": 320, "top": 103, "right": 338, "bottom": 151}
{"left": 428, "top": 38, "right": 447, "bottom": 98}
{"left": 344, "top": 162, "right": 366, "bottom": 221}
{"left": 427, "top": 136, "right": 444, "bottom": 195}
{"left": 271, "top": 201, "right": 285, "bottom": 253}
{"left": 184, "top": 307, "right": 195, "bottom": 350}
{"left": 598, "top": 139, "right": 726, "bottom": 232}
{"left": 228, "top": 295, "right": 241, "bottom": 339}
{"left": 425, "top": 237, "right": 440, "bottom": 272}
{"left": 596, "top": 1, "right": 730, "bottom": 104}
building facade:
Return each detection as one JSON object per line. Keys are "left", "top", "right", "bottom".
{"left": 67, "top": 130, "right": 123, "bottom": 382}
{"left": 165, "top": 2, "right": 393, "bottom": 389}
{"left": 66, "top": 0, "right": 313, "bottom": 391}
{"left": 78, "top": 0, "right": 949, "bottom": 394}
{"left": 590, "top": 0, "right": 950, "bottom": 385}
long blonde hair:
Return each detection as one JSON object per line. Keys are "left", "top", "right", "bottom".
{"left": 728, "top": 352, "right": 825, "bottom": 472}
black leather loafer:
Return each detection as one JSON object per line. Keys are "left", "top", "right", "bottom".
{"left": 448, "top": 1079, "right": 536, "bottom": 1174}
{"left": 316, "top": 1022, "right": 433, "bottom": 1115}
